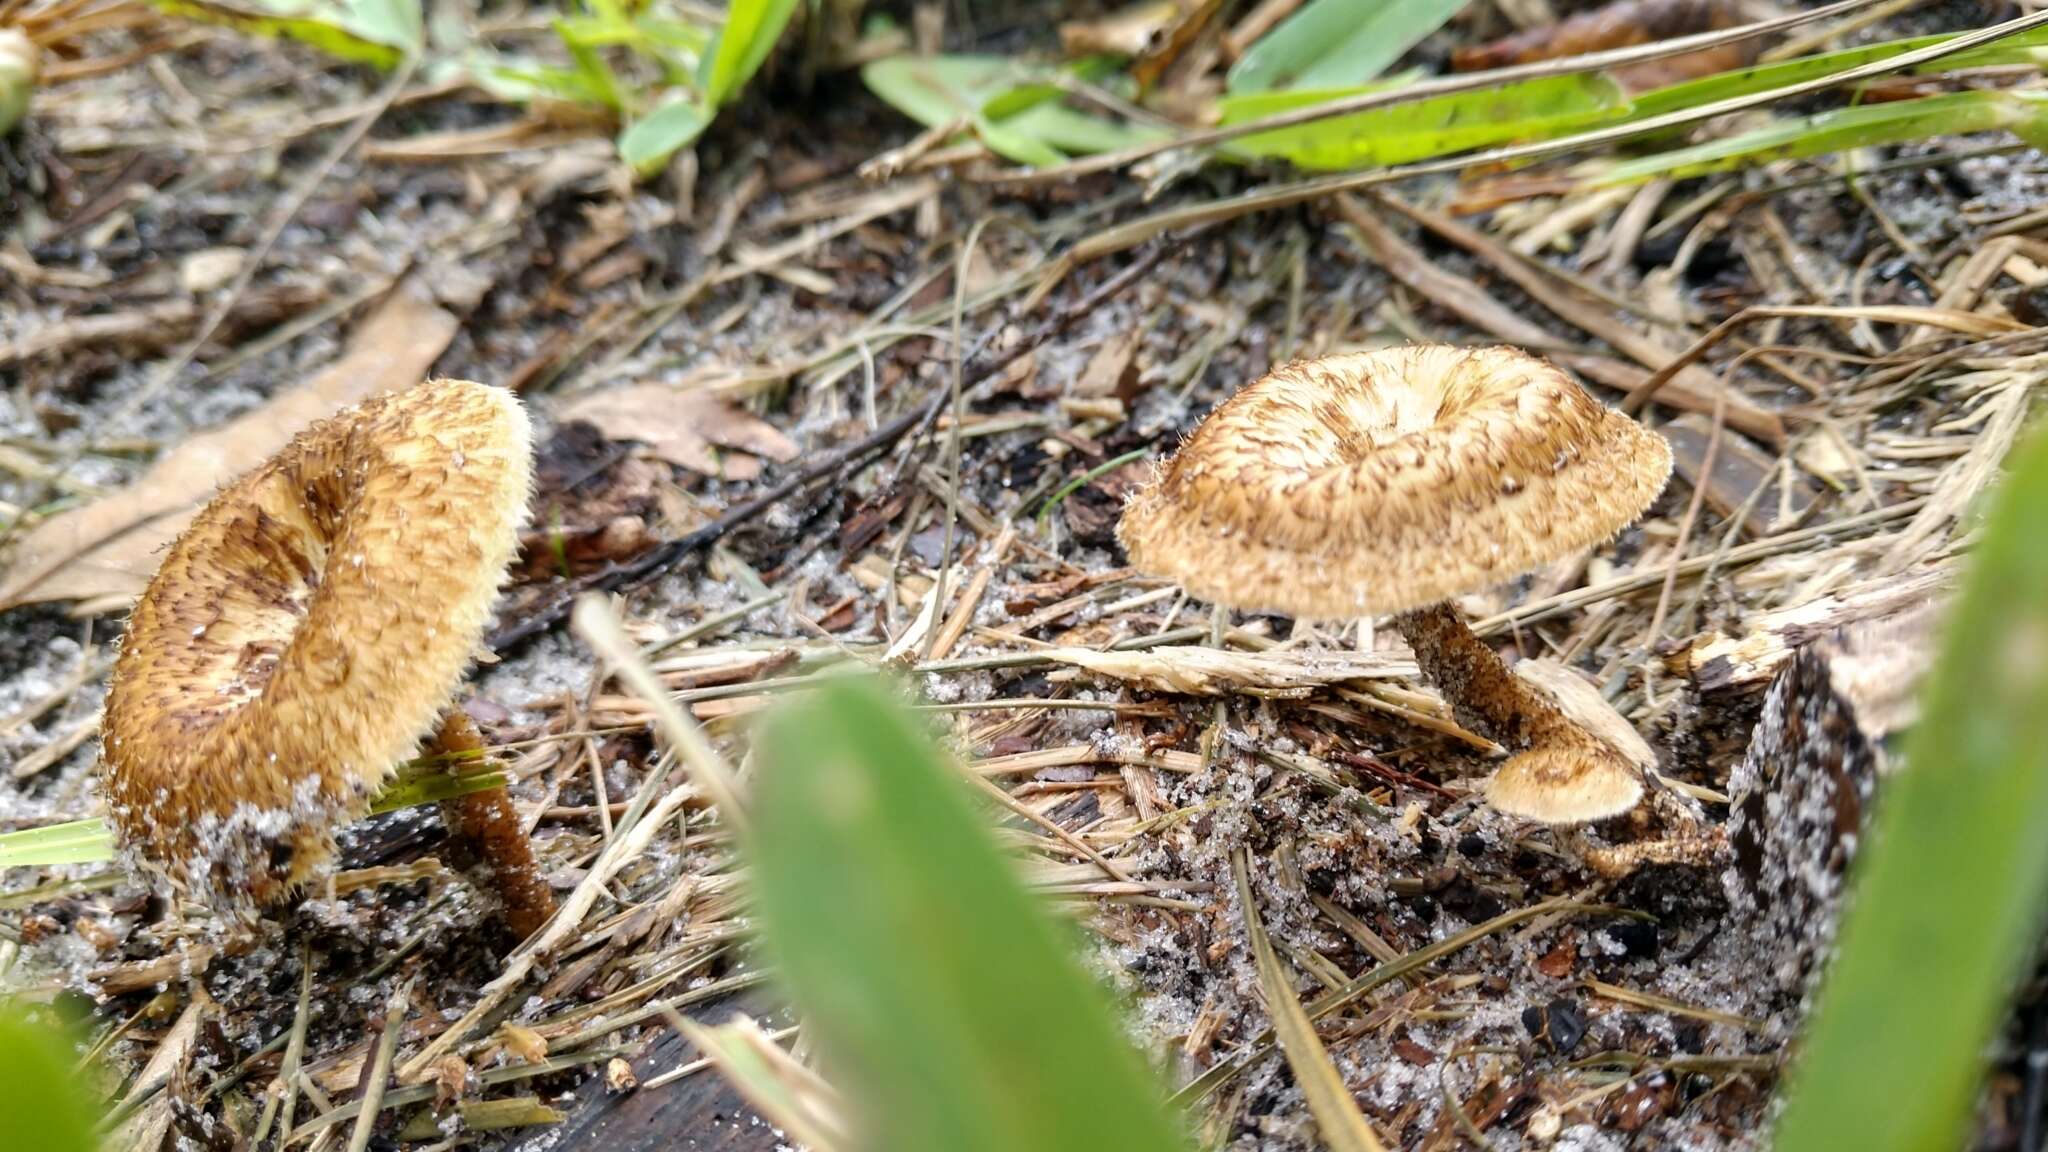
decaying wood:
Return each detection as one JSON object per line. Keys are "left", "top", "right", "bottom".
{"left": 487, "top": 994, "right": 785, "bottom": 1152}
{"left": 1662, "top": 413, "right": 1819, "bottom": 539}
{"left": 1674, "top": 567, "right": 1952, "bottom": 693}
{"left": 1723, "top": 606, "right": 1937, "bottom": 1008}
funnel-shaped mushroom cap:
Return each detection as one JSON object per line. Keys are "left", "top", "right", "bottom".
{"left": 1118, "top": 346, "right": 1672, "bottom": 619}
{"left": 102, "top": 379, "right": 532, "bottom": 903}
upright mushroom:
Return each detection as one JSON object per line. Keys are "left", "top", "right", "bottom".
{"left": 1118, "top": 345, "right": 1672, "bottom": 827}
{"left": 102, "top": 378, "right": 555, "bottom": 935}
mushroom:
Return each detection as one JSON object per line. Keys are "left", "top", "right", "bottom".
{"left": 1117, "top": 345, "right": 1672, "bottom": 827}
{"left": 101, "top": 377, "right": 555, "bottom": 935}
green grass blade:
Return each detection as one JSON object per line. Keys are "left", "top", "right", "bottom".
{"left": 338, "top": 0, "right": 420, "bottom": 56}
{"left": 0, "top": 818, "right": 116, "bottom": 867}
{"left": 1628, "top": 25, "right": 2048, "bottom": 121}
{"left": 749, "top": 675, "right": 1192, "bottom": 1152}
{"left": 1225, "top": 72, "right": 1624, "bottom": 170}
{"left": 701, "top": 0, "right": 800, "bottom": 107}
{"left": 1773, "top": 418, "right": 2048, "bottom": 1151}
{"left": 0, "top": 1002, "right": 98, "bottom": 1152}
{"left": 0, "top": 767, "right": 507, "bottom": 871}
{"left": 1227, "top": 0, "right": 1468, "bottom": 93}
{"left": 1595, "top": 90, "right": 2033, "bottom": 185}
{"left": 862, "top": 53, "right": 1020, "bottom": 126}
{"left": 366, "top": 767, "right": 510, "bottom": 814}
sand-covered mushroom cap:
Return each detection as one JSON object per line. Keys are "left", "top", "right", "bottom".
{"left": 1117, "top": 345, "right": 1673, "bottom": 620}
{"left": 1485, "top": 744, "right": 1643, "bottom": 826}
{"left": 101, "top": 378, "right": 533, "bottom": 903}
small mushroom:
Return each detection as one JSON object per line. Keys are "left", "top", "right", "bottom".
{"left": 102, "top": 378, "right": 555, "bottom": 934}
{"left": 1118, "top": 345, "right": 1672, "bottom": 826}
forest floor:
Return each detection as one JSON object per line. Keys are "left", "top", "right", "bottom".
{"left": 2, "top": 0, "right": 2043, "bottom": 1149}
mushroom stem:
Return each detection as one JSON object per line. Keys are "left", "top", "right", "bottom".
{"left": 1390, "top": 601, "right": 1577, "bottom": 751}
{"left": 1394, "top": 601, "right": 1645, "bottom": 827}
{"left": 431, "top": 711, "right": 555, "bottom": 940}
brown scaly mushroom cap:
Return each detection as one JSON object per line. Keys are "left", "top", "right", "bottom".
{"left": 102, "top": 379, "right": 532, "bottom": 904}
{"left": 1119, "top": 345, "right": 1672, "bottom": 828}
{"left": 1118, "top": 344, "right": 1671, "bottom": 620}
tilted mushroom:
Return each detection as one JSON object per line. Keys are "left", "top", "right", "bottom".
{"left": 102, "top": 378, "right": 555, "bottom": 935}
{"left": 1118, "top": 345, "right": 1672, "bottom": 828}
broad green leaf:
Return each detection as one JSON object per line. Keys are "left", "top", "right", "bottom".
{"left": 1228, "top": 0, "right": 1467, "bottom": 93}
{"left": 972, "top": 112, "right": 1068, "bottom": 168}
{"left": 148, "top": 0, "right": 405, "bottom": 68}
{"left": 619, "top": 94, "right": 711, "bottom": 176}
{"left": 0, "top": 1002, "right": 98, "bottom": 1152}
{"left": 339, "top": 0, "right": 420, "bottom": 56}
{"left": 749, "top": 676, "right": 1193, "bottom": 1152}
{"left": 1597, "top": 90, "right": 2038, "bottom": 185}
{"left": 1225, "top": 72, "right": 1626, "bottom": 170}
{"left": 1774, "top": 420, "right": 2048, "bottom": 1150}
{"left": 861, "top": 53, "right": 1044, "bottom": 126}
{"left": 980, "top": 80, "right": 1065, "bottom": 121}
{"left": 701, "top": 0, "right": 800, "bottom": 107}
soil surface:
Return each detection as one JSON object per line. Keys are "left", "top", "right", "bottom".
{"left": 3, "top": 1, "right": 2043, "bottom": 1149}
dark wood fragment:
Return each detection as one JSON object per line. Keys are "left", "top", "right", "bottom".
{"left": 1722, "top": 608, "right": 1934, "bottom": 1009}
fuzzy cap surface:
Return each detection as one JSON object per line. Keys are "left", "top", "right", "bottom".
{"left": 1118, "top": 345, "right": 1673, "bottom": 619}
{"left": 101, "top": 378, "right": 532, "bottom": 904}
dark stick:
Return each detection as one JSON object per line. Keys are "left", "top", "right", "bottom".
{"left": 486, "top": 228, "right": 1206, "bottom": 653}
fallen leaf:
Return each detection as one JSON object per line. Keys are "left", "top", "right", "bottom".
{"left": 0, "top": 271, "right": 472, "bottom": 609}
{"left": 559, "top": 384, "right": 799, "bottom": 480}
{"left": 1071, "top": 328, "right": 1145, "bottom": 400}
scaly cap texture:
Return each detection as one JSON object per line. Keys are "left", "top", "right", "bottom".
{"left": 1118, "top": 345, "right": 1672, "bottom": 619}
{"left": 101, "top": 379, "right": 532, "bottom": 904}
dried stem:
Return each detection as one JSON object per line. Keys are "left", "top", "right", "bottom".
{"left": 433, "top": 710, "right": 555, "bottom": 940}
